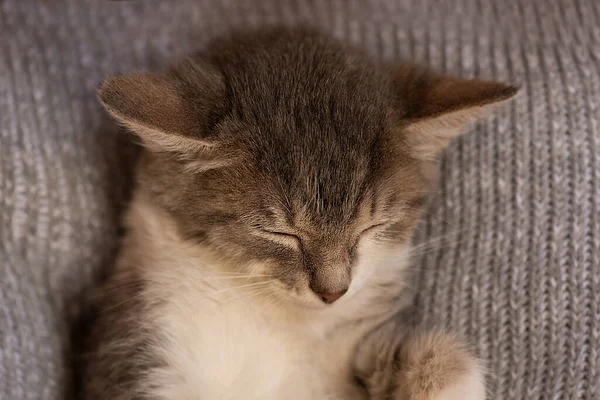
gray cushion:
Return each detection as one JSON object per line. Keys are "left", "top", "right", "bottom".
{"left": 1, "top": 0, "right": 599, "bottom": 398}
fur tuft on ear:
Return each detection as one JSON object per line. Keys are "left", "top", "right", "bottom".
{"left": 392, "top": 63, "right": 519, "bottom": 160}
{"left": 98, "top": 56, "right": 226, "bottom": 155}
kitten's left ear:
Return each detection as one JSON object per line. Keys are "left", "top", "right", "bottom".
{"left": 392, "top": 63, "right": 519, "bottom": 160}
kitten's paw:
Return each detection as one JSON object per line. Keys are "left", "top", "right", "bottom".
{"left": 394, "top": 331, "right": 485, "bottom": 400}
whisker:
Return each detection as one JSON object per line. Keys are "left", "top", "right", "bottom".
{"left": 403, "top": 207, "right": 457, "bottom": 227}
{"left": 98, "top": 291, "right": 149, "bottom": 314}
{"left": 89, "top": 282, "right": 146, "bottom": 299}
{"left": 410, "top": 238, "right": 465, "bottom": 252}
{"left": 90, "top": 273, "right": 275, "bottom": 299}
{"left": 215, "top": 280, "right": 275, "bottom": 293}
{"left": 97, "top": 277, "right": 276, "bottom": 314}
{"left": 224, "top": 284, "right": 276, "bottom": 303}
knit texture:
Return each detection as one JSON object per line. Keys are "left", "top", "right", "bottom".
{"left": 1, "top": 0, "right": 599, "bottom": 399}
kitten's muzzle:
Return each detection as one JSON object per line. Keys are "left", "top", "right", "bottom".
{"left": 304, "top": 249, "right": 351, "bottom": 304}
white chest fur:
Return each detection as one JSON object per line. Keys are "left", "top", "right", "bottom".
{"left": 143, "top": 275, "right": 366, "bottom": 400}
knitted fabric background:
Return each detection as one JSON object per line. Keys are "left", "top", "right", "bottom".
{"left": 1, "top": 0, "right": 599, "bottom": 399}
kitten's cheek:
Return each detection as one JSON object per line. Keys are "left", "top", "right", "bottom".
{"left": 345, "top": 259, "right": 370, "bottom": 297}
{"left": 347, "top": 242, "right": 379, "bottom": 292}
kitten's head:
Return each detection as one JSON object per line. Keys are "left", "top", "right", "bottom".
{"left": 99, "top": 27, "right": 517, "bottom": 307}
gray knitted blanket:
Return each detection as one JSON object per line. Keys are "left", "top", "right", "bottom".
{"left": 1, "top": 0, "right": 599, "bottom": 399}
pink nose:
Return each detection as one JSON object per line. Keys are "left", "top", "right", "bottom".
{"left": 317, "top": 291, "right": 346, "bottom": 304}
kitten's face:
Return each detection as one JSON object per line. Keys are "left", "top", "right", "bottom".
{"left": 141, "top": 108, "right": 426, "bottom": 307}
{"left": 100, "top": 27, "right": 517, "bottom": 307}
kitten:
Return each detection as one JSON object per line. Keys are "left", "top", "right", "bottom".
{"left": 84, "top": 27, "right": 517, "bottom": 400}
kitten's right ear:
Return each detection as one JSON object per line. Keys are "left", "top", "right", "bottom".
{"left": 98, "top": 58, "right": 225, "bottom": 154}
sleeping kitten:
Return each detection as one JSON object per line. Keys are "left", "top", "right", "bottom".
{"left": 84, "top": 27, "right": 517, "bottom": 400}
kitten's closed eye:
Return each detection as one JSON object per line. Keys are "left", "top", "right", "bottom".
{"left": 263, "top": 230, "right": 301, "bottom": 241}
{"left": 351, "top": 223, "right": 390, "bottom": 255}
{"left": 258, "top": 229, "right": 302, "bottom": 249}
{"left": 360, "top": 223, "right": 388, "bottom": 236}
